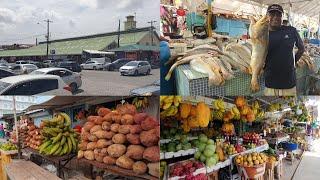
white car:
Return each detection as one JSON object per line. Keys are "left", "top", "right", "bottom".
{"left": 0, "top": 75, "right": 72, "bottom": 95}
{"left": 80, "top": 61, "right": 104, "bottom": 70}
{"left": 11, "top": 64, "right": 38, "bottom": 74}
{"left": 119, "top": 61, "right": 151, "bottom": 76}
{"left": 31, "top": 68, "right": 82, "bottom": 93}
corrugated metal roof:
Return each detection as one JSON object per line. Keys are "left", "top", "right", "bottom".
{"left": 111, "top": 44, "right": 159, "bottom": 52}
{"left": 0, "top": 30, "right": 150, "bottom": 57}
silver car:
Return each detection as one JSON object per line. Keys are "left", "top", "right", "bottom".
{"left": 11, "top": 64, "right": 38, "bottom": 74}
{"left": 31, "top": 67, "right": 82, "bottom": 93}
{"left": 119, "top": 61, "right": 151, "bottom": 76}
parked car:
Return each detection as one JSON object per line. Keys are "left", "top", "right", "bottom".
{"left": 88, "top": 57, "right": 112, "bottom": 64}
{"left": 119, "top": 61, "right": 151, "bottom": 76}
{"left": 43, "top": 60, "right": 56, "bottom": 67}
{"left": 31, "top": 68, "right": 82, "bottom": 93}
{"left": 0, "top": 69, "right": 16, "bottom": 79}
{"left": 15, "top": 60, "right": 28, "bottom": 64}
{"left": 28, "top": 61, "right": 45, "bottom": 68}
{"left": 10, "top": 64, "right": 38, "bottom": 74}
{"left": 58, "top": 61, "right": 81, "bottom": 72}
{"left": 104, "top": 58, "right": 131, "bottom": 71}
{"left": 0, "top": 63, "right": 8, "bottom": 70}
{"left": 0, "top": 75, "right": 72, "bottom": 95}
{"left": 130, "top": 80, "right": 160, "bottom": 96}
{"left": 80, "top": 61, "right": 104, "bottom": 70}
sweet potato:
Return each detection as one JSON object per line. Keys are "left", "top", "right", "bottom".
{"left": 93, "top": 116, "right": 104, "bottom": 125}
{"left": 110, "top": 124, "right": 120, "bottom": 133}
{"left": 126, "top": 134, "right": 140, "bottom": 145}
{"left": 79, "top": 141, "right": 89, "bottom": 151}
{"left": 95, "top": 154, "right": 104, "bottom": 162}
{"left": 84, "top": 150, "right": 94, "bottom": 160}
{"left": 90, "top": 125, "right": 102, "bottom": 134}
{"left": 98, "top": 108, "right": 111, "bottom": 117}
{"left": 112, "top": 114, "right": 122, "bottom": 124}
{"left": 155, "top": 126, "right": 160, "bottom": 138}
{"left": 121, "top": 114, "right": 134, "bottom": 125}
{"left": 143, "top": 146, "right": 160, "bottom": 162}
{"left": 141, "top": 116, "right": 158, "bottom": 131}
{"left": 96, "top": 139, "right": 112, "bottom": 148}
{"left": 107, "top": 144, "right": 126, "bottom": 158}
{"left": 140, "top": 129, "right": 159, "bottom": 147}
{"left": 77, "top": 150, "right": 84, "bottom": 159}
{"left": 118, "top": 125, "right": 131, "bottom": 134}
{"left": 116, "top": 104, "right": 137, "bottom": 115}
{"left": 93, "top": 130, "right": 114, "bottom": 139}
{"left": 103, "top": 156, "right": 116, "bottom": 165}
{"left": 133, "top": 161, "right": 148, "bottom": 175}
{"left": 103, "top": 113, "right": 113, "bottom": 122}
{"left": 93, "top": 148, "right": 101, "bottom": 155}
{"left": 101, "top": 148, "right": 108, "bottom": 155}
{"left": 86, "top": 142, "right": 97, "bottom": 150}
{"left": 116, "top": 155, "right": 134, "bottom": 170}
{"left": 88, "top": 134, "right": 98, "bottom": 142}
{"left": 147, "top": 163, "right": 159, "bottom": 177}
{"left": 125, "top": 145, "right": 145, "bottom": 160}
{"left": 130, "top": 125, "right": 142, "bottom": 134}
{"left": 83, "top": 122, "right": 95, "bottom": 132}
{"left": 133, "top": 113, "right": 148, "bottom": 124}
{"left": 81, "top": 131, "right": 90, "bottom": 141}
{"left": 112, "top": 134, "right": 126, "bottom": 144}
{"left": 87, "top": 116, "right": 100, "bottom": 122}
{"left": 102, "top": 121, "right": 111, "bottom": 131}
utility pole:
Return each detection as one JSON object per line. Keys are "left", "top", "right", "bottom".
{"left": 118, "top": 20, "right": 121, "bottom": 48}
{"left": 147, "top": 20, "right": 156, "bottom": 46}
{"left": 45, "top": 19, "right": 53, "bottom": 59}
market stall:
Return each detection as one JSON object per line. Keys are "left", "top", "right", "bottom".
{"left": 160, "top": 0, "right": 320, "bottom": 96}
{"left": 0, "top": 96, "right": 160, "bottom": 180}
{"left": 160, "top": 95, "right": 319, "bottom": 180}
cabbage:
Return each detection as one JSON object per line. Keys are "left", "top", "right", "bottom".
{"left": 194, "top": 151, "right": 201, "bottom": 160}
{"left": 206, "top": 157, "right": 217, "bottom": 167}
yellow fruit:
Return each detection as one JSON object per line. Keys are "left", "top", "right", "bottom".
{"left": 180, "top": 103, "right": 192, "bottom": 118}
{"left": 252, "top": 156, "right": 257, "bottom": 161}
{"left": 257, "top": 156, "right": 261, "bottom": 161}
{"left": 247, "top": 156, "right": 252, "bottom": 162}
{"left": 259, "top": 159, "right": 264, "bottom": 164}
{"left": 196, "top": 102, "right": 211, "bottom": 128}
{"left": 236, "top": 159, "right": 241, "bottom": 164}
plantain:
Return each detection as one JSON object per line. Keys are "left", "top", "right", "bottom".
{"left": 70, "top": 135, "right": 77, "bottom": 152}
{"left": 52, "top": 132, "right": 63, "bottom": 144}
{"left": 49, "top": 142, "right": 60, "bottom": 155}
{"left": 66, "top": 137, "right": 73, "bottom": 153}
{"left": 60, "top": 136, "right": 66, "bottom": 145}
{"left": 62, "top": 143, "right": 69, "bottom": 155}
{"left": 60, "top": 112, "right": 71, "bottom": 127}
{"left": 53, "top": 146, "right": 63, "bottom": 156}
{"left": 39, "top": 140, "right": 52, "bottom": 153}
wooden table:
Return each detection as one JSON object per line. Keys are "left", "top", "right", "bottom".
{"left": 5, "top": 160, "right": 61, "bottom": 180}
{"left": 78, "top": 158, "right": 158, "bottom": 180}
{"left": 0, "top": 149, "right": 18, "bottom": 180}
{"left": 23, "top": 148, "right": 76, "bottom": 178}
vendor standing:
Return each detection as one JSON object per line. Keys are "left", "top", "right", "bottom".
{"left": 264, "top": 4, "right": 305, "bottom": 96}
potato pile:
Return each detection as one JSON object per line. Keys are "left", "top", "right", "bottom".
{"left": 235, "top": 152, "right": 267, "bottom": 167}
{"left": 78, "top": 104, "right": 160, "bottom": 177}
{"left": 25, "top": 124, "right": 44, "bottom": 150}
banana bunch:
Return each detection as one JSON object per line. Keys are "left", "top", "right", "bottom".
{"left": 212, "top": 99, "right": 225, "bottom": 111}
{"left": 256, "top": 110, "right": 265, "bottom": 119}
{"left": 160, "top": 106, "right": 179, "bottom": 118}
{"left": 39, "top": 113, "right": 79, "bottom": 156}
{"left": 132, "top": 97, "right": 149, "bottom": 110}
{"left": 212, "top": 110, "right": 224, "bottom": 120}
{"left": 267, "top": 103, "right": 282, "bottom": 112}
{"left": 252, "top": 101, "right": 260, "bottom": 109}
{"left": 160, "top": 96, "right": 182, "bottom": 110}
{"left": 230, "top": 106, "right": 241, "bottom": 120}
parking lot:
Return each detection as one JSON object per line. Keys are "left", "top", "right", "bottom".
{"left": 75, "top": 69, "right": 160, "bottom": 95}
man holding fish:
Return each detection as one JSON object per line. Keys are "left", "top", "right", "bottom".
{"left": 263, "top": 4, "right": 305, "bottom": 95}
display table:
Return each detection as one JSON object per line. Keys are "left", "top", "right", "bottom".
{"left": 78, "top": 158, "right": 158, "bottom": 180}
{"left": 23, "top": 148, "right": 76, "bottom": 178}
{"left": 5, "top": 160, "right": 61, "bottom": 180}
{"left": 292, "top": 151, "right": 320, "bottom": 180}
{"left": 0, "top": 149, "right": 18, "bottom": 180}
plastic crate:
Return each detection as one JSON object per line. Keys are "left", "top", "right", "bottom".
{"left": 175, "top": 64, "right": 264, "bottom": 96}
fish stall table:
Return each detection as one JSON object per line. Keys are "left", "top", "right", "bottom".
{"left": 78, "top": 158, "right": 158, "bottom": 180}
{"left": 22, "top": 147, "right": 76, "bottom": 178}
{"left": 175, "top": 64, "right": 265, "bottom": 96}
{"left": 5, "top": 159, "right": 61, "bottom": 180}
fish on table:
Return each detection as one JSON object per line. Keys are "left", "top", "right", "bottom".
{"left": 249, "top": 15, "right": 269, "bottom": 92}
{"left": 190, "top": 58, "right": 223, "bottom": 86}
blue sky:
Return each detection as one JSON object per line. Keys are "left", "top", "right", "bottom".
{"left": 0, "top": 0, "right": 160, "bottom": 44}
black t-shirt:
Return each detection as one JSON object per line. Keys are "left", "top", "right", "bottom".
{"left": 264, "top": 26, "right": 303, "bottom": 89}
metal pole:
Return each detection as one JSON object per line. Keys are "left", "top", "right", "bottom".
{"left": 13, "top": 96, "right": 20, "bottom": 159}
{"left": 45, "top": 19, "right": 53, "bottom": 60}
{"left": 118, "top": 20, "right": 120, "bottom": 48}
{"left": 148, "top": 21, "right": 156, "bottom": 46}
{"left": 207, "top": 0, "right": 213, "bottom": 37}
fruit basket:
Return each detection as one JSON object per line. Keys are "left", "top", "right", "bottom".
{"left": 239, "top": 163, "right": 266, "bottom": 179}
{"left": 168, "top": 159, "right": 206, "bottom": 180}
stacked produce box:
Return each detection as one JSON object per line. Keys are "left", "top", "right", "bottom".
{"left": 77, "top": 103, "right": 160, "bottom": 177}
{"left": 26, "top": 124, "right": 43, "bottom": 150}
